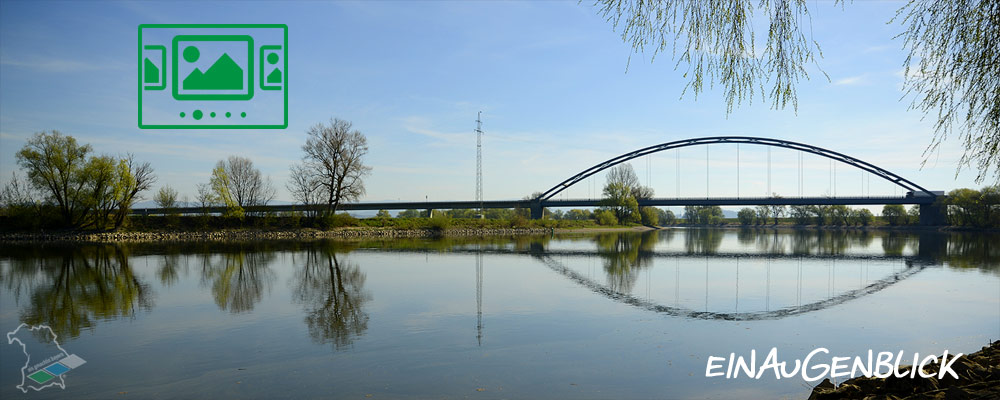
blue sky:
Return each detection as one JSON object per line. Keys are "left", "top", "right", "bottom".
{"left": 0, "top": 0, "right": 986, "bottom": 207}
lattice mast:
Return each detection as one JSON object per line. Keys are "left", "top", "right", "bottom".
{"left": 475, "top": 111, "right": 484, "bottom": 219}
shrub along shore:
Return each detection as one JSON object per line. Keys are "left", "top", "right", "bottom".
{"left": 1, "top": 215, "right": 994, "bottom": 243}
{"left": 0, "top": 226, "right": 556, "bottom": 243}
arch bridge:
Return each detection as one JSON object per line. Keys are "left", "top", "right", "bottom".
{"left": 132, "top": 137, "right": 947, "bottom": 224}
{"left": 527, "top": 136, "right": 945, "bottom": 224}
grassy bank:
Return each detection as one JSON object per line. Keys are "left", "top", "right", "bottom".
{"left": 5, "top": 213, "right": 997, "bottom": 241}
{"left": 119, "top": 214, "right": 624, "bottom": 231}
{"left": 0, "top": 213, "right": 637, "bottom": 235}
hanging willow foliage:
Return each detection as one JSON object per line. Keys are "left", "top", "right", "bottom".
{"left": 594, "top": 0, "right": 827, "bottom": 113}
{"left": 894, "top": 0, "right": 1000, "bottom": 183}
{"left": 594, "top": 0, "right": 1000, "bottom": 182}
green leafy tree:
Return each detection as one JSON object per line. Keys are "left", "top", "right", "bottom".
{"left": 982, "top": 185, "right": 1000, "bottom": 226}
{"left": 108, "top": 155, "right": 155, "bottom": 229}
{"left": 789, "top": 205, "right": 812, "bottom": 225}
{"left": 154, "top": 186, "right": 178, "bottom": 209}
{"left": 210, "top": 166, "right": 244, "bottom": 218}
{"left": 754, "top": 205, "right": 770, "bottom": 225}
{"left": 684, "top": 205, "right": 723, "bottom": 225}
{"left": 811, "top": 205, "right": 832, "bottom": 225}
{"left": 699, "top": 206, "right": 724, "bottom": 225}
{"left": 737, "top": 208, "right": 756, "bottom": 225}
{"left": 767, "top": 197, "right": 786, "bottom": 224}
{"left": 655, "top": 208, "right": 676, "bottom": 226}
{"left": 14, "top": 131, "right": 154, "bottom": 229}
{"left": 943, "top": 187, "right": 998, "bottom": 227}
{"left": 83, "top": 155, "right": 116, "bottom": 227}
{"left": 564, "top": 209, "right": 593, "bottom": 221}
{"left": 599, "top": 164, "right": 650, "bottom": 224}
{"left": 853, "top": 208, "right": 874, "bottom": 226}
{"left": 375, "top": 209, "right": 391, "bottom": 219}
{"left": 595, "top": 209, "right": 619, "bottom": 226}
{"left": 906, "top": 205, "right": 920, "bottom": 225}
{"left": 16, "top": 131, "right": 93, "bottom": 226}
{"left": 397, "top": 209, "right": 421, "bottom": 218}
{"left": 882, "top": 204, "right": 907, "bottom": 226}
{"left": 639, "top": 206, "right": 659, "bottom": 226}
{"left": 829, "top": 205, "right": 851, "bottom": 226}
{"left": 485, "top": 208, "right": 515, "bottom": 220}
{"left": 600, "top": 182, "right": 639, "bottom": 224}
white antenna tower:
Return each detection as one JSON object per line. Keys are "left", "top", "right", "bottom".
{"left": 475, "top": 111, "right": 484, "bottom": 218}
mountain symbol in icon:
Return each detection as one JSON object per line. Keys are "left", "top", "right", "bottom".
{"left": 183, "top": 53, "right": 244, "bottom": 90}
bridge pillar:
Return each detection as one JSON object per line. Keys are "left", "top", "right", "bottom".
{"left": 918, "top": 202, "right": 947, "bottom": 226}
{"left": 529, "top": 200, "right": 543, "bottom": 220}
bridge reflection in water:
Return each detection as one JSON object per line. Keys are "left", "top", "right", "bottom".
{"left": 2, "top": 229, "right": 996, "bottom": 400}
{"left": 0, "top": 229, "right": 994, "bottom": 344}
{"left": 534, "top": 229, "right": 941, "bottom": 321}
{"left": 349, "top": 228, "right": 992, "bottom": 343}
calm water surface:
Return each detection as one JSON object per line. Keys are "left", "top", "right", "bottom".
{"left": 1, "top": 228, "right": 997, "bottom": 399}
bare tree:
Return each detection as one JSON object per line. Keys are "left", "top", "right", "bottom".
{"left": 214, "top": 156, "right": 276, "bottom": 213}
{"left": 195, "top": 183, "right": 215, "bottom": 213}
{"left": 606, "top": 163, "right": 653, "bottom": 200}
{"left": 1, "top": 171, "right": 40, "bottom": 211}
{"left": 287, "top": 163, "right": 322, "bottom": 217}
{"left": 606, "top": 163, "right": 640, "bottom": 190}
{"left": 293, "top": 118, "right": 372, "bottom": 215}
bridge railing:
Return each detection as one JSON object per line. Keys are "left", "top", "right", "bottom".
{"left": 129, "top": 195, "right": 939, "bottom": 216}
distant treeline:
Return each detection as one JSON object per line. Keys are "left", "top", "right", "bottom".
{"left": 3, "top": 131, "right": 998, "bottom": 231}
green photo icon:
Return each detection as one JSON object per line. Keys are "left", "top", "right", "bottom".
{"left": 138, "top": 24, "right": 287, "bottom": 129}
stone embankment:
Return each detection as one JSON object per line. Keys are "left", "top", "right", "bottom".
{"left": 0, "top": 227, "right": 552, "bottom": 243}
{"left": 808, "top": 340, "right": 999, "bottom": 400}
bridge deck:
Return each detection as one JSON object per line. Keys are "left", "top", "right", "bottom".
{"left": 131, "top": 195, "right": 936, "bottom": 215}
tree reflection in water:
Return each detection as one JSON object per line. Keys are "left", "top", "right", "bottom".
{"left": 199, "top": 247, "right": 276, "bottom": 313}
{"left": 881, "top": 232, "right": 913, "bottom": 257}
{"left": 292, "top": 243, "right": 371, "bottom": 349}
{"left": 595, "top": 231, "right": 658, "bottom": 293}
{"left": 157, "top": 252, "right": 183, "bottom": 287}
{"left": 0, "top": 229, "right": 994, "bottom": 343}
{"left": 683, "top": 228, "right": 723, "bottom": 254}
{"left": 2, "top": 244, "right": 152, "bottom": 339}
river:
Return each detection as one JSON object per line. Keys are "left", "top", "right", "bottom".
{"left": 1, "top": 228, "right": 997, "bottom": 398}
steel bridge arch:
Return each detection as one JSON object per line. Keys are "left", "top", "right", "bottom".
{"left": 536, "top": 136, "right": 935, "bottom": 201}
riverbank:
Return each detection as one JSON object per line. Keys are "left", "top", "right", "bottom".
{"left": 3, "top": 222, "right": 997, "bottom": 243}
{"left": 808, "top": 340, "right": 1000, "bottom": 400}
{"left": 674, "top": 223, "right": 1000, "bottom": 234}
{"left": 0, "top": 227, "right": 563, "bottom": 243}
